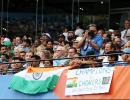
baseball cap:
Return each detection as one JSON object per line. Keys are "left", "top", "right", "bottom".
{"left": 3, "top": 41, "right": 12, "bottom": 47}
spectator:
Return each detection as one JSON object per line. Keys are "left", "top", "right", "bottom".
{"left": 101, "top": 42, "right": 123, "bottom": 67}
{"left": 21, "top": 39, "right": 31, "bottom": 52}
{"left": 67, "top": 31, "right": 76, "bottom": 43}
{"left": 121, "top": 19, "right": 130, "bottom": 43}
{"left": 39, "top": 50, "right": 52, "bottom": 67}
{"left": 46, "top": 40, "right": 54, "bottom": 55}
{"left": 10, "top": 57, "right": 25, "bottom": 74}
{"left": 68, "top": 47, "right": 77, "bottom": 58}
{"left": 44, "top": 60, "right": 53, "bottom": 68}
{"left": 14, "top": 48, "right": 20, "bottom": 57}
{"left": 30, "top": 39, "right": 41, "bottom": 54}
{"left": 62, "top": 25, "right": 69, "bottom": 41}
{"left": 23, "top": 51, "right": 34, "bottom": 68}
{"left": 0, "top": 45, "right": 7, "bottom": 56}
{"left": 77, "top": 24, "right": 103, "bottom": 56}
{"left": 30, "top": 55, "right": 41, "bottom": 67}
{"left": 68, "top": 51, "right": 98, "bottom": 69}
{"left": 74, "top": 23, "right": 84, "bottom": 37}
{"left": 53, "top": 46, "right": 69, "bottom": 66}
{"left": 15, "top": 36, "right": 22, "bottom": 47}
{"left": 20, "top": 51, "right": 26, "bottom": 59}
{"left": 121, "top": 48, "right": 130, "bottom": 66}
{"left": 106, "top": 51, "right": 121, "bottom": 67}
{"left": 0, "top": 54, "right": 9, "bottom": 74}
{"left": 36, "top": 36, "right": 47, "bottom": 54}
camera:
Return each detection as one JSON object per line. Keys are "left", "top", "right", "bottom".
{"left": 88, "top": 30, "right": 95, "bottom": 39}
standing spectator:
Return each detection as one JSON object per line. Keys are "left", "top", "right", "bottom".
{"left": 77, "top": 24, "right": 103, "bottom": 56}
{"left": 62, "top": 26, "right": 69, "bottom": 41}
{"left": 121, "top": 19, "right": 130, "bottom": 43}
{"left": 74, "top": 23, "right": 84, "bottom": 37}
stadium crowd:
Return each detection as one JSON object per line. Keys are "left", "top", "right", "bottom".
{"left": 1, "top": 19, "right": 130, "bottom": 74}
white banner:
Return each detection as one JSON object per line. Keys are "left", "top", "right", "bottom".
{"left": 65, "top": 67, "right": 114, "bottom": 96}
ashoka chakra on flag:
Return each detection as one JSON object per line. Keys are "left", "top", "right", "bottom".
{"left": 9, "top": 67, "right": 66, "bottom": 94}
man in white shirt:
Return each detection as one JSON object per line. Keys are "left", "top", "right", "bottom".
{"left": 74, "top": 23, "right": 84, "bottom": 37}
{"left": 53, "top": 46, "right": 69, "bottom": 66}
{"left": 121, "top": 19, "right": 130, "bottom": 43}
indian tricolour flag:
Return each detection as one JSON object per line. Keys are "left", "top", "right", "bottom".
{"left": 9, "top": 67, "right": 66, "bottom": 94}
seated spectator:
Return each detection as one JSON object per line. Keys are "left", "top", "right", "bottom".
{"left": 23, "top": 51, "right": 34, "bottom": 68}
{"left": 68, "top": 47, "right": 77, "bottom": 58}
{"left": 21, "top": 39, "right": 31, "bottom": 53}
{"left": 57, "top": 34, "right": 66, "bottom": 46}
{"left": 121, "top": 48, "right": 130, "bottom": 66}
{"left": 0, "top": 63, "right": 8, "bottom": 75}
{"left": 0, "top": 54, "right": 9, "bottom": 74}
{"left": 68, "top": 51, "right": 99, "bottom": 69}
{"left": 39, "top": 50, "right": 52, "bottom": 67}
{"left": 0, "top": 45, "right": 7, "bottom": 56}
{"left": 30, "top": 55, "right": 41, "bottom": 67}
{"left": 53, "top": 46, "right": 69, "bottom": 67}
{"left": 105, "top": 51, "right": 122, "bottom": 67}
{"left": 3, "top": 41, "right": 14, "bottom": 57}
{"left": 100, "top": 42, "right": 123, "bottom": 67}
{"left": 0, "top": 53, "right": 9, "bottom": 63}
{"left": 67, "top": 31, "right": 76, "bottom": 43}
{"left": 124, "top": 41, "right": 130, "bottom": 48}
{"left": 36, "top": 36, "right": 47, "bottom": 54}
{"left": 30, "top": 39, "right": 41, "bottom": 54}
{"left": 46, "top": 40, "right": 54, "bottom": 55}
{"left": 14, "top": 48, "right": 20, "bottom": 57}
{"left": 10, "top": 57, "right": 25, "bottom": 74}
{"left": 44, "top": 60, "right": 53, "bottom": 68}
{"left": 80, "top": 51, "right": 99, "bottom": 68}
{"left": 20, "top": 51, "right": 26, "bottom": 59}
{"left": 15, "top": 36, "right": 22, "bottom": 47}
{"left": 113, "top": 36, "right": 124, "bottom": 47}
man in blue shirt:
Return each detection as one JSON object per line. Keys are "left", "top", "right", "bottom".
{"left": 77, "top": 24, "right": 103, "bottom": 56}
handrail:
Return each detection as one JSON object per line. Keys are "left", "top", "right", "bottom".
{"left": 0, "top": 52, "right": 128, "bottom": 64}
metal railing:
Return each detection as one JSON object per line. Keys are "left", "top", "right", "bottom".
{"left": 0, "top": 52, "right": 129, "bottom": 75}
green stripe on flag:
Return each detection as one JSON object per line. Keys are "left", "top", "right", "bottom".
{"left": 9, "top": 75, "right": 59, "bottom": 94}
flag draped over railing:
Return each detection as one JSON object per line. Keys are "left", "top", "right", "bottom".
{"left": 9, "top": 67, "right": 66, "bottom": 94}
